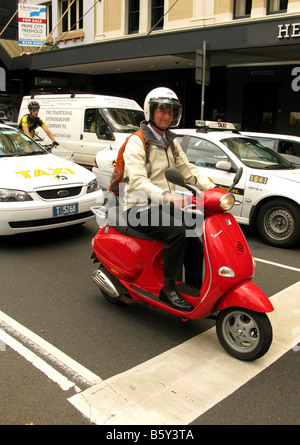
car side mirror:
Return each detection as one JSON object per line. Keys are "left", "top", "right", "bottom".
{"left": 216, "top": 161, "right": 231, "bottom": 171}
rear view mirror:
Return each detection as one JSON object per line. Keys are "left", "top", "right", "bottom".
{"left": 165, "top": 168, "right": 197, "bottom": 196}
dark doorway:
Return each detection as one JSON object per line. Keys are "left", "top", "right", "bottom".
{"left": 242, "top": 82, "right": 281, "bottom": 132}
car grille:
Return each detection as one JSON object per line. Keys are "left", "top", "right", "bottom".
{"left": 36, "top": 186, "right": 83, "bottom": 200}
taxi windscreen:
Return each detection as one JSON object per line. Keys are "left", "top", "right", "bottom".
{"left": 221, "top": 137, "right": 294, "bottom": 169}
{"left": 0, "top": 128, "right": 47, "bottom": 157}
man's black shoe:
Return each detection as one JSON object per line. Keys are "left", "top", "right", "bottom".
{"left": 159, "top": 288, "right": 193, "bottom": 312}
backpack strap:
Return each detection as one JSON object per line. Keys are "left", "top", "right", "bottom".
{"left": 134, "top": 129, "right": 151, "bottom": 178}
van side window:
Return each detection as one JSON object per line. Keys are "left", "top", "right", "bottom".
{"left": 84, "top": 108, "right": 111, "bottom": 140}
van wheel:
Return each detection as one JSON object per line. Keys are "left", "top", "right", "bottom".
{"left": 257, "top": 199, "right": 300, "bottom": 248}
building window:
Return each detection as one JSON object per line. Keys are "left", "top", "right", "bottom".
{"left": 61, "top": 0, "right": 83, "bottom": 33}
{"left": 151, "top": 0, "right": 164, "bottom": 31}
{"left": 267, "top": 0, "right": 288, "bottom": 14}
{"left": 46, "top": 3, "right": 52, "bottom": 35}
{"left": 234, "top": 0, "right": 252, "bottom": 18}
{"left": 128, "top": 0, "right": 140, "bottom": 34}
{"left": 0, "top": 5, "right": 17, "bottom": 39}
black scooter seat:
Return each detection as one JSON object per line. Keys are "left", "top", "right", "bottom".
{"left": 106, "top": 206, "right": 159, "bottom": 241}
{"left": 112, "top": 224, "right": 158, "bottom": 241}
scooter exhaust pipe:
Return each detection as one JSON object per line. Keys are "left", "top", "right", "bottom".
{"left": 92, "top": 269, "right": 120, "bottom": 298}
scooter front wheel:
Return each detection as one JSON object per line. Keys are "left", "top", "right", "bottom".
{"left": 216, "top": 307, "right": 272, "bottom": 361}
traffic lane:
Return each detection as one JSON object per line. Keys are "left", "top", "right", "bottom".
{"left": 0, "top": 220, "right": 215, "bottom": 381}
{"left": 242, "top": 226, "right": 300, "bottom": 296}
{"left": 0, "top": 221, "right": 299, "bottom": 426}
{"left": 0, "top": 220, "right": 299, "bottom": 382}
{"left": 242, "top": 225, "right": 300, "bottom": 269}
{"left": 0, "top": 347, "right": 92, "bottom": 425}
{"left": 193, "top": 348, "right": 300, "bottom": 425}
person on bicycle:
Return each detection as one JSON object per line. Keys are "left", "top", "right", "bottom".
{"left": 18, "top": 101, "right": 59, "bottom": 148}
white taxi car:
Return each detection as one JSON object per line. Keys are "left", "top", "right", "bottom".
{"left": 93, "top": 121, "right": 300, "bottom": 248}
{"left": 0, "top": 123, "right": 103, "bottom": 235}
{"left": 240, "top": 131, "right": 300, "bottom": 158}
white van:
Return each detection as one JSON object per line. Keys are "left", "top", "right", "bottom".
{"left": 18, "top": 94, "right": 144, "bottom": 167}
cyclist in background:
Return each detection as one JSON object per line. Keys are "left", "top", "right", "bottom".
{"left": 18, "top": 101, "right": 59, "bottom": 148}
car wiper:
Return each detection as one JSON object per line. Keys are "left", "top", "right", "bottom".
{"left": 16, "top": 151, "right": 45, "bottom": 156}
{"left": 264, "top": 164, "right": 288, "bottom": 170}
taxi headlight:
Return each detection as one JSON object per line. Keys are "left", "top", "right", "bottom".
{"left": 0, "top": 188, "right": 33, "bottom": 202}
{"left": 87, "top": 178, "right": 100, "bottom": 194}
{"left": 220, "top": 193, "right": 235, "bottom": 211}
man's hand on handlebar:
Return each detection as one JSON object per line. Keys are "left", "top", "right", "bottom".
{"left": 163, "top": 192, "right": 185, "bottom": 208}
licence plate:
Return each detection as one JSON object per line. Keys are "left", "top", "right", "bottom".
{"left": 53, "top": 203, "right": 78, "bottom": 217}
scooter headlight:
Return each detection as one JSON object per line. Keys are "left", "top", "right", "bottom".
{"left": 220, "top": 193, "right": 235, "bottom": 211}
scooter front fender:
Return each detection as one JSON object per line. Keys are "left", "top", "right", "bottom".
{"left": 216, "top": 280, "right": 274, "bottom": 313}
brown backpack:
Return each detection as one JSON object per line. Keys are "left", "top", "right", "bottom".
{"left": 109, "top": 130, "right": 150, "bottom": 195}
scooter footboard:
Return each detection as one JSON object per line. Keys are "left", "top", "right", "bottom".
{"left": 216, "top": 280, "right": 274, "bottom": 313}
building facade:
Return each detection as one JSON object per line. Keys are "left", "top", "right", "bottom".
{"left": 1, "top": 0, "right": 300, "bottom": 134}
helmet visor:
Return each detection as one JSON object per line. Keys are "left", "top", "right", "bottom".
{"left": 149, "top": 98, "right": 182, "bottom": 127}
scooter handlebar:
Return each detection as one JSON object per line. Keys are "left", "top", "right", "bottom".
{"left": 184, "top": 194, "right": 204, "bottom": 214}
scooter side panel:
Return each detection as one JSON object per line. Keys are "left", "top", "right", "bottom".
{"left": 202, "top": 213, "right": 254, "bottom": 293}
{"left": 193, "top": 212, "right": 256, "bottom": 318}
{"left": 216, "top": 280, "right": 274, "bottom": 313}
{"left": 93, "top": 227, "right": 144, "bottom": 278}
{"left": 93, "top": 226, "right": 164, "bottom": 284}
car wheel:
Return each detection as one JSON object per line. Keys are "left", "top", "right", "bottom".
{"left": 257, "top": 199, "right": 300, "bottom": 248}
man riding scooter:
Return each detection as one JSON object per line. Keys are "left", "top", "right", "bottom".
{"left": 121, "top": 87, "right": 215, "bottom": 311}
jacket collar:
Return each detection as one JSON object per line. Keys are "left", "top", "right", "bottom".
{"left": 140, "top": 121, "right": 177, "bottom": 147}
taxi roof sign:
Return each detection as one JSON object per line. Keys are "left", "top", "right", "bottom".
{"left": 195, "top": 120, "right": 241, "bottom": 131}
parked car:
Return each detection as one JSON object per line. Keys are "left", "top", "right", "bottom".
{"left": 0, "top": 113, "right": 18, "bottom": 128}
{"left": 240, "top": 130, "right": 300, "bottom": 160}
{"left": 93, "top": 120, "right": 300, "bottom": 248}
{"left": 0, "top": 123, "right": 103, "bottom": 235}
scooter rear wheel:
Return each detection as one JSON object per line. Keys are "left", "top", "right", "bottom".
{"left": 99, "top": 289, "right": 124, "bottom": 305}
{"left": 216, "top": 307, "right": 272, "bottom": 361}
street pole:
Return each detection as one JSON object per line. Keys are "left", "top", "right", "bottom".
{"left": 201, "top": 40, "right": 207, "bottom": 121}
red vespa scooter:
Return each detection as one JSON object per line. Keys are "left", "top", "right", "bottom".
{"left": 91, "top": 168, "right": 273, "bottom": 361}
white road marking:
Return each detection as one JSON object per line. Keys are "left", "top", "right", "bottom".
{"left": 1, "top": 268, "right": 299, "bottom": 424}
{"left": 254, "top": 257, "right": 300, "bottom": 273}
{"left": 68, "top": 281, "right": 300, "bottom": 425}
{"left": 0, "top": 310, "right": 101, "bottom": 389}
{"left": 0, "top": 329, "right": 79, "bottom": 392}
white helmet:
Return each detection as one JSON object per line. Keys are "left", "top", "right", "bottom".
{"left": 143, "top": 87, "right": 182, "bottom": 128}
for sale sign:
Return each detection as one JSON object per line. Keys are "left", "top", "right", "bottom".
{"left": 18, "top": 4, "right": 46, "bottom": 47}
